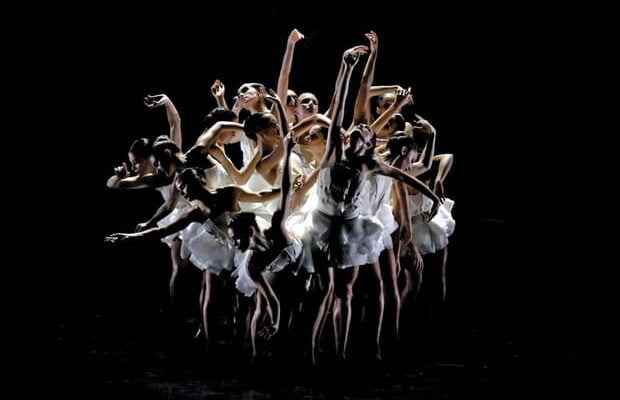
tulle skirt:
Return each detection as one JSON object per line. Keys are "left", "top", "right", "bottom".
{"left": 411, "top": 198, "right": 456, "bottom": 255}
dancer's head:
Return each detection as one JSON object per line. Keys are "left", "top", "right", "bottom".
{"left": 385, "top": 133, "right": 418, "bottom": 165}
{"left": 244, "top": 112, "right": 280, "bottom": 145}
{"left": 152, "top": 137, "right": 184, "bottom": 177}
{"left": 298, "top": 124, "right": 327, "bottom": 149}
{"left": 128, "top": 138, "right": 155, "bottom": 175}
{"left": 286, "top": 89, "right": 299, "bottom": 115}
{"left": 376, "top": 92, "right": 396, "bottom": 116}
{"left": 345, "top": 124, "right": 376, "bottom": 159}
{"left": 200, "top": 107, "right": 243, "bottom": 145}
{"left": 228, "top": 212, "right": 260, "bottom": 251}
{"left": 237, "top": 83, "right": 267, "bottom": 111}
{"left": 297, "top": 92, "right": 319, "bottom": 120}
{"left": 176, "top": 168, "right": 207, "bottom": 201}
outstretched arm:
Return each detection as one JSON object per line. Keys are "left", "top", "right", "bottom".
{"left": 321, "top": 45, "right": 367, "bottom": 167}
{"left": 371, "top": 87, "right": 412, "bottom": 138}
{"left": 145, "top": 94, "right": 182, "bottom": 149}
{"left": 210, "top": 80, "right": 229, "bottom": 110}
{"left": 105, "top": 204, "right": 206, "bottom": 244}
{"left": 352, "top": 31, "right": 379, "bottom": 125}
{"left": 369, "top": 85, "right": 403, "bottom": 99}
{"left": 277, "top": 29, "right": 304, "bottom": 122}
{"left": 375, "top": 160, "right": 441, "bottom": 217}
{"left": 106, "top": 170, "right": 173, "bottom": 190}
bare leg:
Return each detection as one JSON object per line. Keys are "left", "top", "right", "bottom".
{"left": 440, "top": 247, "right": 448, "bottom": 302}
{"left": 311, "top": 268, "right": 334, "bottom": 365}
{"left": 369, "top": 262, "right": 385, "bottom": 360}
{"left": 249, "top": 267, "right": 280, "bottom": 336}
{"left": 168, "top": 238, "right": 184, "bottom": 303}
{"left": 382, "top": 248, "right": 401, "bottom": 340}
{"left": 200, "top": 270, "right": 214, "bottom": 350}
{"left": 250, "top": 293, "right": 262, "bottom": 359}
{"left": 333, "top": 267, "right": 359, "bottom": 360}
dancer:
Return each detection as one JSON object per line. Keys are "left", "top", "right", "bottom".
{"left": 306, "top": 44, "right": 441, "bottom": 363}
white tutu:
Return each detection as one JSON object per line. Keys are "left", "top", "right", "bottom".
{"left": 183, "top": 214, "right": 236, "bottom": 275}
{"left": 304, "top": 210, "right": 384, "bottom": 269}
{"left": 360, "top": 174, "right": 398, "bottom": 252}
{"left": 155, "top": 184, "right": 195, "bottom": 247}
{"left": 407, "top": 194, "right": 456, "bottom": 255}
{"left": 234, "top": 239, "right": 304, "bottom": 297}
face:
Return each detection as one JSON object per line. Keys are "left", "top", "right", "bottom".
{"left": 298, "top": 93, "right": 319, "bottom": 118}
{"left": 286, "top": 90, "right": 298, "bottom": 111}
{"left": 299, "top": 125, "right": 325, "bottom": 149}
{"left": 176, "top": 176, "right": 203, "bottom": 201}
{"left": 402, "top": 145, "right": 419, "bottom": 164}
{"left": 128, "top": 152, "right": 155, "bottom": 175}
{"left": 376, "top": 93, "right": 396, "bottom": 115}
{"left": 346, "top": 125, "right": 374, "bottom": 156}
{"left": 238, "top": 84, "right": 261, "bottom": 108}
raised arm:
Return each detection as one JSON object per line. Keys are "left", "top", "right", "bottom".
{"left": 371, "top": 87, "right": 412, "bottom": 138}
{"left": 368, "top": 85, "right": 403, "bottom": 99}
{"left": 291, "top": 113, "right": 331, "bottom": 141}
{"left": 105, "top": 204, "right": 206, "bottom": 244}
{"left": 277, "top": 29, "right": 304, "bottom": 121}
{"left": 323, "top": 57, "right": 346, "bottom": 120}
{"left": 145, "top": 94, "right": 182, "bottom": 149}
{"left": 321, "top": 45, "right": 367, "bottom": 167}
{"left": 352, "top": 31, "right": 379, "bottom": 125}
{"left": 210, "top": 80, "right": 229, "bottom": 110}
{"left": 193, "top": 121, "right": 245, "bottom": 149}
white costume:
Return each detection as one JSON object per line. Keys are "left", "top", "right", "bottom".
{"left": 406, "top": 192, "right": 455, "bottom": 255}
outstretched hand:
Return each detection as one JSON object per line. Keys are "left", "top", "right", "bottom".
{"left": 395, "top": 87, "right": 414, "bottom": 107}
{"left": 104, "top": 233, "right": 133, "bottom": 245}
{"left": 114, "top": 162, "right": 130, "bottom": 178}
{"left": 144, "top": 94, "right": 170, "bottom": 108}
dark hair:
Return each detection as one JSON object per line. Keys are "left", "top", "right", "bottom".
{"left": 385, "top": 133, "right": 416, "bottom": 163}
{"left": 201, "top": 107, "right": 237, "bottom": 131}
{"left": 244, "top": 112, "right": 276, "bottom": 141}
{"left": 228, "top": 212, "right": 259, "bottom": 235}
{"left": 152, "top": 139, "right": 183, "bottom": 165}
{"left": 177, "top": 167, "right": 206, "bottom": 187}
{"left": 390, "top": 113, "right": 406, "bottom": 132}
{"left": 129, "top": 138, "right": 151, "bottom": 159}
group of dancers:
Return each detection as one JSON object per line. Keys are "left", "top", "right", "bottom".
{"left": 104, "top": 30, "right": 455, "bottom": 364}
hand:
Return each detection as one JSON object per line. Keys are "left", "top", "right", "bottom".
{"left": 434, "top": 180, "right": 446, "bottom": 202}
{"left": 424, "top": 201, "right": 440, "bottom": 222}
{"left": 211, "top": 80, "right": 225, "bottom": 98}
{"left": 412, "top": 246, "right": 424, "bottom": 275}
{"left": 144, "top": 94, "right": 170, "bottom": 108}
{"left": 288, "top": 28, "right": 304, "bottom": 44}
{"left": 263, "top": 88, "right": 281, "bottom": 105}
{"left": 365, "top": 30, "right": 378, "bottom": 53}
{"left": 135, "top": 221, "right": 153, "bottom": 233}
{"left": 395, "top": 87, "right": 414, "bottom": 108}
{"left": 343, "top": 45, "right": 369, "bottom": 66}
{"left": 231, "top": 96, "right": 243, "bottom": 114}
{"left": 114, "top": 162, "right": 130, "bottom": 178}
{"left": 104, "top": 233, "right": 134, "bottom": 244}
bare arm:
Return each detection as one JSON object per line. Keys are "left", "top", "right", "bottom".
{"left": 368, "top": 85, "right": 402, "bottom": 98}
{"left": 291, "top": 113, "right": 331, "bottom": 141}
{"left": 144, "top": 94, "right": 182, "bottom": 149}
{"left": 137, "top": 186, "right": 180, "bottom": 231}
{"left": 235, "top": 187, "right": 282, "bottom": 203}
{"left": 209, "top": 142, "right": 262, "bottom": 185}
{"left": 107, "top": 171, "right": 173, "bottom": 190}
{"left": 105, "top": 205, "right": 206, "bottom": 244}
{"left": 289, "top": 167, "right": 320, "bottom": 211}
{"left": 352, "top": 31, "right": 378, "bottom": 125}
{"left": 210, "top": 80, "right": 229, "bottom": 110}
{"left": 321, "top": 46, "right": 367, "bottom": 167}
{"left": 375, "top": 160, "right": 441, "bottom": 213}
{"left": 277, "top": 29, "right": 304, "bottom": 121}
{"left": 371, "top": 87, "right": 412, "bottom": 138}
{"left": 323, "top": 59, "right": 346, "bottom": 120}
{"left": 408, "top": 119, "right": 437, "bottom": 175}
{"left": 194, "top": 121, "right": 245, "bottom": 149}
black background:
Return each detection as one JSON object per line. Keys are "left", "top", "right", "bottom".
{"left": 45, "top": 4, "right": 591, "bottom": 399}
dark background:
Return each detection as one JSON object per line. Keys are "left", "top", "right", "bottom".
{"left": 46, "top": 4, "right": 590, "bottom": 399}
